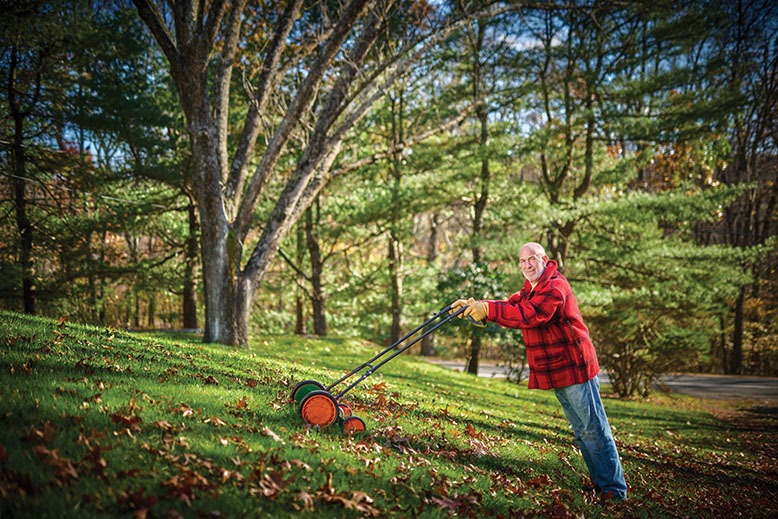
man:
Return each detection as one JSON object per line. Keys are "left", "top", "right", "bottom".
{"left": 450, "top": 242, "right": 627, "bottom": 501}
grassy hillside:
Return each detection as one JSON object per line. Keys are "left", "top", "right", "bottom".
{"left": 1, "top": 311, "right": 776, "bottom": 518}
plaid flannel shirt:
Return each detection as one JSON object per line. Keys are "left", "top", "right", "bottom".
{"left": 485, "top": 260, "right": 600, "bottom": 390}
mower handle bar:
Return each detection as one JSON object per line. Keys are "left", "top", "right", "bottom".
{"left": 329, "top": 304, "right": 479, "bottom": 400}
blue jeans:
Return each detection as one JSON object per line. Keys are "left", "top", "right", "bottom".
{"left": 554, "top": 376, "right": 627, "bottom": 499}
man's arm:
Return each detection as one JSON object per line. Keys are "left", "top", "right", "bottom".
{"left": 488, "top": 285, "right": 565, "bottom": 329}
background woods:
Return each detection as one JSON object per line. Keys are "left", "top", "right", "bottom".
{"left": 1, "top": 0, "right": 776, "bottom": 395}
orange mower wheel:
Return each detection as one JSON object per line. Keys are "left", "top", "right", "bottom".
{"left": 299, "top": 390, "right": 339, "bottom": 428}
{"left": 343, "top": 416, "right": 367, "bottom": 433}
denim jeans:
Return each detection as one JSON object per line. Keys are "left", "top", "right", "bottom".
{"left": 554, "top": 376, "right": 627, "bottom": 499}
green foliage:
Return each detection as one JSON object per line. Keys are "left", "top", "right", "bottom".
{"left": 435, "top": 263, "right": 525, "bottom": 375}
{"left": 0, "top": 2, "right": 195, "bottom": 328}
{"left": 1, "top": 1, "right": 775, "bottom": 381}
{"left": 1, "top": 312, "right": 777, "bottom": 518}
{"left": 567, "top": 186, "right": 752, "bottom": 396}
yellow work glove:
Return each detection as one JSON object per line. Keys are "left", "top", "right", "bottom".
{"left": 450, "top": 298, "right": 474, "bottom": 316}
{"left": 464, "top": 300, "right": 488, "bottom": 322}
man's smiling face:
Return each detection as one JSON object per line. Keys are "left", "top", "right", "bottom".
{"left": 519, "top": 246, "right": 547, "bottom": 283}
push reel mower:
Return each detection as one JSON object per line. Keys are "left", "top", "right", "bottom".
{"left": 290, "top": 304, "right": 483, "bottom": 432}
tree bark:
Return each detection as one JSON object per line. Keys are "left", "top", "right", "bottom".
{"left": 420, "top": 213, "right": 439, "bottom": 356}
{"left": 388, "top": 232, "right": 403, "bottom": 345}
{"left": 471, "top": 33, "right": 488, "bottom": 266}
{"left": 388, "top": 88, "right": 405, "bottom": 345}
{"left": 466, "top": 335, "right": 481, "bottom": 375}
{"left": 9, "top": 46, "right": 36, "bottom": 315}
{"left": 468, "top": 19, "right": 487, "bottom": 370}
{"left": 306, "top": 202, "right": 327, "bottom": 336}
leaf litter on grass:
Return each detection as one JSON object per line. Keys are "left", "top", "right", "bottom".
{"left": 2, "top": 311, "right": 778, "bottom": 518}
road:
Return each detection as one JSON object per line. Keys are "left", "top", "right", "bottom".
{"left": 427, "top": 359, "right": 778, "bottom": 402}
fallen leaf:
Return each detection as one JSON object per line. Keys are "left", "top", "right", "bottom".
{"left": 25, "top": 421, "right": 57, "bottom": 444}
{"left": 289, "top": 459, "right": 312, "bottom": 471}
{"left": 110, "top": 413, "right": 142, "bottom": 433}
{"left": 173, "top": 404, "right": 195, "bottom": 417}
{"left": 153, "top": 420, "right": 176, "bottom": 432}
{"left": 262, "top": 427, "right": 285, "bottom": 444}
{"left": 204, "top": 417, "right": 227, "bottom": 427}
{"left": 295, "top": 490, "right": 315, "bottom": 510}
{"left": 33, "top": 445, "right": 79, "bottom": 485}
{"left": 81, "top": 443, "right": 108, "bottom": 478}
{"left": 117, "top": 487, "right": 158, "bottom": 514}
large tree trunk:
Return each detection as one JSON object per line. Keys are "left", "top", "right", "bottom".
{"left": 193, "top": 132, "right": 240, "bottom": 344}
{"left": 9, "top": 47, "right": 36, "bottom": 315}
{"left": 306, "top": 202, "right": 327, "bottom": 336}
{"left": 199, "top": 223, "right": 241, "bottom": 345}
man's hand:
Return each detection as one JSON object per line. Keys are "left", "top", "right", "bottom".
{"left": 450, "top": 298, "right": 488, "bottom": 322}
{"left": 449, "top": 298, "right": 475, "bottom": 315}
{"left": 464, "top": 300, "right": 488, "bottom": 322}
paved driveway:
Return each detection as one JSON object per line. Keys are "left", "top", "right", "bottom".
{"left": 656, "top": 373, "right": 778, "bottom": 401}
{"left": 427, "top": 359, "right": 778, "bottom": 402}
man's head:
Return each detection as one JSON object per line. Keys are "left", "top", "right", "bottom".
{"left": 519, "top": 242, "right": 549, "bottom": 285}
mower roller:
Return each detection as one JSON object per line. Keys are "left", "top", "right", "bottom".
{"left": 290, "top": 304, "right": 484, "bottom": 432}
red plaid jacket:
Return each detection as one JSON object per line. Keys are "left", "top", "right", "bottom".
{"left": 485, "top": 260, "right": 599, "bottom": 390}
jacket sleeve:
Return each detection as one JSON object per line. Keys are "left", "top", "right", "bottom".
{"left": 486, "top": 283, "right": 565, "bottom": 330}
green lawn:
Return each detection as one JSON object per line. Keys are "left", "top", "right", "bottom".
{"left": 1, "top": 311, "right": 776, "bottom": 518}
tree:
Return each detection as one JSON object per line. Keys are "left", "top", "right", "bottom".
{"left": 518, "top": 3, "right": 648, "bottom": 266}
{"left": 573, "top": 186, "right": 748, "bottom": 397}
{"left": 1, "top": 2, "right": 203, "bottom": 328}
{"left": 713, "top": 0, "right": 778, "bottom": 374}
{"left": 461, "top": 14, "right": 491, "bottom": 375}
{"left": 601, "top": 0, "right": 777, "bottom": 375}
{"left": 1, "top": 0, "right": 79, "bottom": 314}
{"left": 437, "top": 4, "right": 524, "bottom": 373}
{"left": 72, "top": 6, "right": 196, "bottom": 328}
{"left": 129, "top": 0, "right": 498, "bottom": 346}
{"left": 277, "top": 197, "right": 330, "bottom": 336}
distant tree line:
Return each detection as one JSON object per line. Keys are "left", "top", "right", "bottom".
{"left": 1, "top": 0, "right": 775, "bottom": 395}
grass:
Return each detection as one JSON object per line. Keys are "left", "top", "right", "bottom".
{"left": 1, "top": 310, "right": 776, "bottom": 518}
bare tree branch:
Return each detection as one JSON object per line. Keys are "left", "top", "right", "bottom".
{"left": 215, "top": 0, "right": 250, "bottom": 188}
{"left": 131, "top": 0, "right": 178, "bottom": 69}
{"left": 225, "top": 0, "right": 304, "bottom": 205}
{"left": 234, "top": 0, "right": 376, "bottom": 239}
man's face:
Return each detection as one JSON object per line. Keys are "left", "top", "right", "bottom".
{"left": 519, "top": 249, "right": 547, "bottom": 283}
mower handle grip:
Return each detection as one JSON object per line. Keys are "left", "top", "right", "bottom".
{"left": 466, "top": 315, "right": 486, "bottom": 327}
{"left": 443, "top": 303, "right": 486, "bottom": 328}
